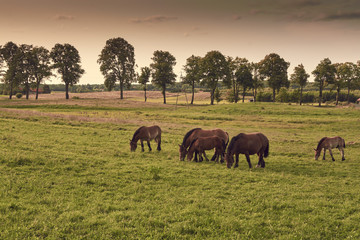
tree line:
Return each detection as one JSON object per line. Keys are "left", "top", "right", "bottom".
{"left": 1, "top": 37, "right": 360, "bottom": 106}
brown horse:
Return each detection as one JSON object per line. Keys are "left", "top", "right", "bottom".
{"left": 130, "top": 126, "right": 161, "bottom": 152}
{"left": 314, "top": 136, "right": 345, "bottom": 161}
{"left": 225, "top": 133, "right": 269, "bottom": 169}
{"left": 187, "top": 136, "right": 226, "bottom": 162}
{"left": 179, "top": 128, "right": 229, "bottom": 161}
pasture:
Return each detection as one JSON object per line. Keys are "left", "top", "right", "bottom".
{"left": 0, "top": 91, "right": 360, "bottom": 239}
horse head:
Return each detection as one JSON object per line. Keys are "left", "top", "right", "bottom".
{"left": 314, "top": 148, "right": 320, "bottom": 160}
{"left": 179, "top": 144, "right": 187, "bottom": 161}
{"left": 130, "top": 140, "right": 137, "bottom": 152}
{"left": 224, "top": 152, "right": 234, "bottom": 168}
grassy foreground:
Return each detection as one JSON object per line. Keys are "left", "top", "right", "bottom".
{"left": 0, "top": 97, "right": 360, "bottom": 239}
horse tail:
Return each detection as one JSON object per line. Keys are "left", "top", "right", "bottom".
{"left": 225, "top": 132, "right": 230, "bottom": 148}
{"left": 222, "top": 138, "right": 226, "bottom": 152}
{"left": 343, "top": 138, "right": 346, "bottom": 148}
{"left": 264, "top": 142, "right": 269, "bottom": 158}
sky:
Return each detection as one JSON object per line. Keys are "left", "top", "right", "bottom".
{"left": 1, "top": 0, "right": 360, "bottom": 84}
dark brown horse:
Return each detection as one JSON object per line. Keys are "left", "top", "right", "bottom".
{"left": 179, "top": 128, "right": 229, "bottom": 161}
{"left": 314, "top": 136, "right": 345, "bottom": 161}
{"left": 130, "top": 126, "right": 161, "bottom": 152}
{"left": 187, "top": 136, "right": 226, "bottom": 162}
{"left": 225, "top": 133, "right": 269, "bottom": 169}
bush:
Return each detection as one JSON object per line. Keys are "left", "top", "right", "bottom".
{"left": 276, "top": 88, "right": 290, "bottom": 103}
{"left": 15, "top": 93, "right": 22, "bottom": 99}
{"left": 256, "top": 92, "right": 272, "bottom": 102}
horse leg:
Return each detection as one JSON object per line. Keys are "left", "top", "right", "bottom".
{"left": 147, "top": 140, "right": 152, "bottom": 151}
{"left": 234, "top": 154, "right": 239, "bottom": 168}
{"left": 203, "top": 151, "right": 210, "bottom": 161}
{"left": 210, "top": 151, "right": 216, "bottom": 161}
{"left": 340, "top": 148, "right": 345, "bottom": 161}
{"left": 256, "top": 153, "right": 262, "bottom": 168}
{"left": 328, "top": 149, "right": 335, "bottom": 161}
{"left": 156, "top": 137, "right": 161, "bottom": 151}
{"left": 322, "top": 149, "right": 326, "bottom": 160}
{"left": 140, "top": 140, "right": 145, "bottom": 152}
{"left": 194, "top": 151, "right": 198, "bottom": 162}
{"left": 245, "top": 154, "right": 252, "bottom": 168}
{"left": 260, "top": 154, "right": 265, "bottom": 168}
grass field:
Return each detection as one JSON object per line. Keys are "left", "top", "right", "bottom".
{"left": 1, "top": 91, "right": 360, "bottom": 239}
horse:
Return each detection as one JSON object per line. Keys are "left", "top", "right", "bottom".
{"left": 314, "top": 136, "right": 345, "bottom": 161}
{"left": 186, "top": 136, "right": 226, "bottom": 162}
{"left": 225, "top": 133, "right": 269, "bottom": 169}
{"left": 130, "top": 125, "right": 161, "bottom": 152}
{"left": 179, "top": 128, "right": 229, "bottom": 161}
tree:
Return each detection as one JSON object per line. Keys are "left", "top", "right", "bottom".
{"left": 214, "top": 87, "right": 222, "bottom": 104}
{"left": 138, "top": 66, "right": 151, "bottom": 102}
{"left": 258, "top": 53, "right": 290, "bottom": 102}
{"left": 290, "top": 64, "right": 309, "bottom": 105}
{"left": 333, "top": 63, "right": 346, "bottom": 105}
{"left": 250, "top": 62, "right": 264, "bottom": 102}
{"left": 150, "top": 50, "right": 177, "bottom": 104}
{"left": 338, "top": 62, "right": 357, "bottom": 104}
{"left": 235, "top": 58, "right": 253, "bottom": 103}
{"left": 0, "top": 42, "right": 20, "bottom": 99}
{"left": 50, "top": 43, "right": 85, "bottom": 99}
{"left": 312, "top": 58, "right": 335, "bottom": 107}
{"left": 200, "top": 50, "right": 229, "bottom": 105}
{"left": 98, "top": 37, "right": 135, "bottom": 99}
{"left": 29, "top": 46, "right": 52, "bottom": 100}
{"left": 182, "top": 55, "right": 202, "bottom": 104}
{"left": 224, "top": 57, "right": 241, "bottom": 103}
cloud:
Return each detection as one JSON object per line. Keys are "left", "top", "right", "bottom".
{"left": 232, "top": 15, "right": 242, "bottom": 21}
{"left": 317, "top": 11, "right": 360, "bottom": 21}
{"left": 54, "top": 15, "right": 75, "bottom": 21}
{"left": 131, "top": 15, "right": 178, "bottom": 24}
{"left": 294, "top": 0, "right": 322, "bottom": 8}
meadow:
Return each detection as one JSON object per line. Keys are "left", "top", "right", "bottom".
{"left": 0, "top": 91, "right": 360, "bottom": 239}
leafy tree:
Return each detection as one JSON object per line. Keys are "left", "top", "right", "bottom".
{"left": 200, "top": 50, "right": 229, "bottom": 105}
{"left": 338, "top": 62, "right": 357, "bottom": 104}
{"left": 182, "top": 55, "right": 202, "bottom": 104}
{"left": 0, "top": 42, "right": 20, "bottom": 99}
{"left": 29, "top": 46, "right": 52, "bottom": 99}
{"left": 50, "top": 43, "right": 85, "bottom": 99}
{"left": 235, "top": 58, "right": 253, "bottom": 102}
{"left": 150, "top": 50, "right": 177, "bottom": 104}
{"left": 98, "top": 37, "right": 135, "bottom": 99}
{"left": 258, "top": 53, "right": 290, "bottom": 102}
{"left": 333, "top": 63, "right": 346, "bottom": 105}
{"left": 224, "top": 57, "right": 241, "bottom": 103}
{"left": 214, "top": 87, "right": 222, "bottom": 104}
{"left": 138, "top": 66, "right": 151, "bottom": 102}
{"left": 312, "top": 58, "right": 335, "bottom": 106}
{"left": 290, "top": 64, "right": 309, "bottom": 105}
{"left": 250, "top": 62, "right": 264, "bottom": 102}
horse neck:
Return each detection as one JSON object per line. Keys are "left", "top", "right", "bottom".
{"left": 132, "top": 133, "right": 140, "bottom": 142}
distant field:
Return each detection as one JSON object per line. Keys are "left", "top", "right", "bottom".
{"left": 0, "top": 91, "right": 360, "bottom": 239}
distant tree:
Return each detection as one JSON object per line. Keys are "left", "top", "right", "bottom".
{"left": 214, "top": 87, "right": 222, "bottom": 104}
{"left": 258, "top": 53, "right": 290, "bottom": 102}
{"left": 290, "top": 64, "right": 309, "bottom": 105}
{"left": 250, "top": 62, "right": 264, "bottom": 102}
{"left": 29, "top": 46, "right": 52, "bottom": 99}
{"left": 235, "top": 58, "right": 253, "bottom": 103}
{"left": 338, "top": 62, "right": 358, "bottom": 104}
{"left": 182, "top": 55, "right": 202, "bottom": 104}
{"left": 50, "top": 43, "right": 85, "bottom": 99}
{"left": 138, "top": 66, "right": 151, "bottom": 102}
{"left": 224, "top": 57, "right": 241, "bottom": 103}
{"left": 333, "top": 63, "right": 346, "bottom": 105}
{"left": 200, "top": 50, "right": 229, "bottom": 105}
{"left": 0, "top": 42, "right": 20, "bottom": 99}
{"left": 98, "top": 37, "right": 135, "bottom": 99}
{"left": 150, "top": 50, "right": 177, "bottom": 104}
{"left": 0, "top": 45, "right": 4, "bottom": 76}
{"left": 312, "top": 58, "right": 335, "bottom": 106}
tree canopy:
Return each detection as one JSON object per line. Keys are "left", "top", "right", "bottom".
{"left": 290, "top": 64, "right": 309, "bottom": 105}
{"left": 138, "top": 66, "right": 151, "bottom": 102}
{"left": 182, "top": 55, "right": 202, "bottom": 104}
{"left": 312, "top": 58, "right": 335, "bottom": 106}
{"left": 98, "top": 37, "right": 135, "bottom": 99}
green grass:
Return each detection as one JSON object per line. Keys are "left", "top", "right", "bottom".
{"left": 0, "top": 99, "right": 360, "bottom": 239}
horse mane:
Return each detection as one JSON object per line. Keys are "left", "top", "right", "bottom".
{"left": 225, "top": 132, "right": 230, "bottom": 147}
{"left": 181, "top": 128, "right": 202, "bottom": 146}
{"left": 316, "top": 137, "right": 327, "bottom": 150}
{"left": 132, "top": 126, "right": 145, "bottom": 141}
{"left": 188, "top": 138, "right": 198, "bottom": 152}
{"left": 227, "top": 134, "right": 243, "bottom": 153}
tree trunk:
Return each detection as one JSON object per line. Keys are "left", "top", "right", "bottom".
{"left": 347, "top": 87, "right": 350, "bottom": 104}
{"left": 9, "top": 83, "right": 13, "bottom": 99}
{"left": 36, "top": 81, "right": 40, "bottom": 100}
{"left": 162, "top": 86, "right": 166, "bottom": 104}
{"left": 210, "top": 88, "right": 215, "bottom": 105}
{"left": 25, "top": 81, "right": 29, "bottom": 100}
{"left": 144, "top": 85, "right": 147, "bottom": 102}
{"left": 191, "top": 83, "right": 194, "bottom": 105}
{"left": 336, "top": 88, "right": 340, "bottom": 105}
{"left": 272, "top": 88, "right": 276, "bottom": 102}
{"left": 318, "top": 85, "right": 322, "bottom": 107}
{"left": 65, "top": 83, "right": 69, "bottom": 99}
{"left": 120, "top": 81, "right": 124, "bottom": 99}
{"left": 300, "top": 87, "right": 303, "bottom": 106}
{"left": 242, "top": 89, "right": 246, "bottom": 103}
{"left": 253, "top": 88, "right": 257, "bottom": 102}
{"left": 233, "top": 83, "right": 238, "bottom": 103}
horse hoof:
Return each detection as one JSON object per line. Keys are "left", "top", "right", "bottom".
{"left": 256, "top": 165, "right": 260, "bottom": 168}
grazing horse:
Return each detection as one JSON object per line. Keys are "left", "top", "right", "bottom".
{"left": 225, "top": 133, "right": 269, "bottom": 169}
{"left": 314, "top": 136, "right": 345, "bottom": 161}
{"left": 130, "top": 126, "right": 161, "bottom": 152}
{"left": 186, "top": 136, "right": 226, "bottom": 162}
{"left": 179, "top": 128, "right": 229, "bottom": 161}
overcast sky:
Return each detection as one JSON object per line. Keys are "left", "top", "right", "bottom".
{"left": 1, "top": 0, "right": 360, "bottom": 84}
